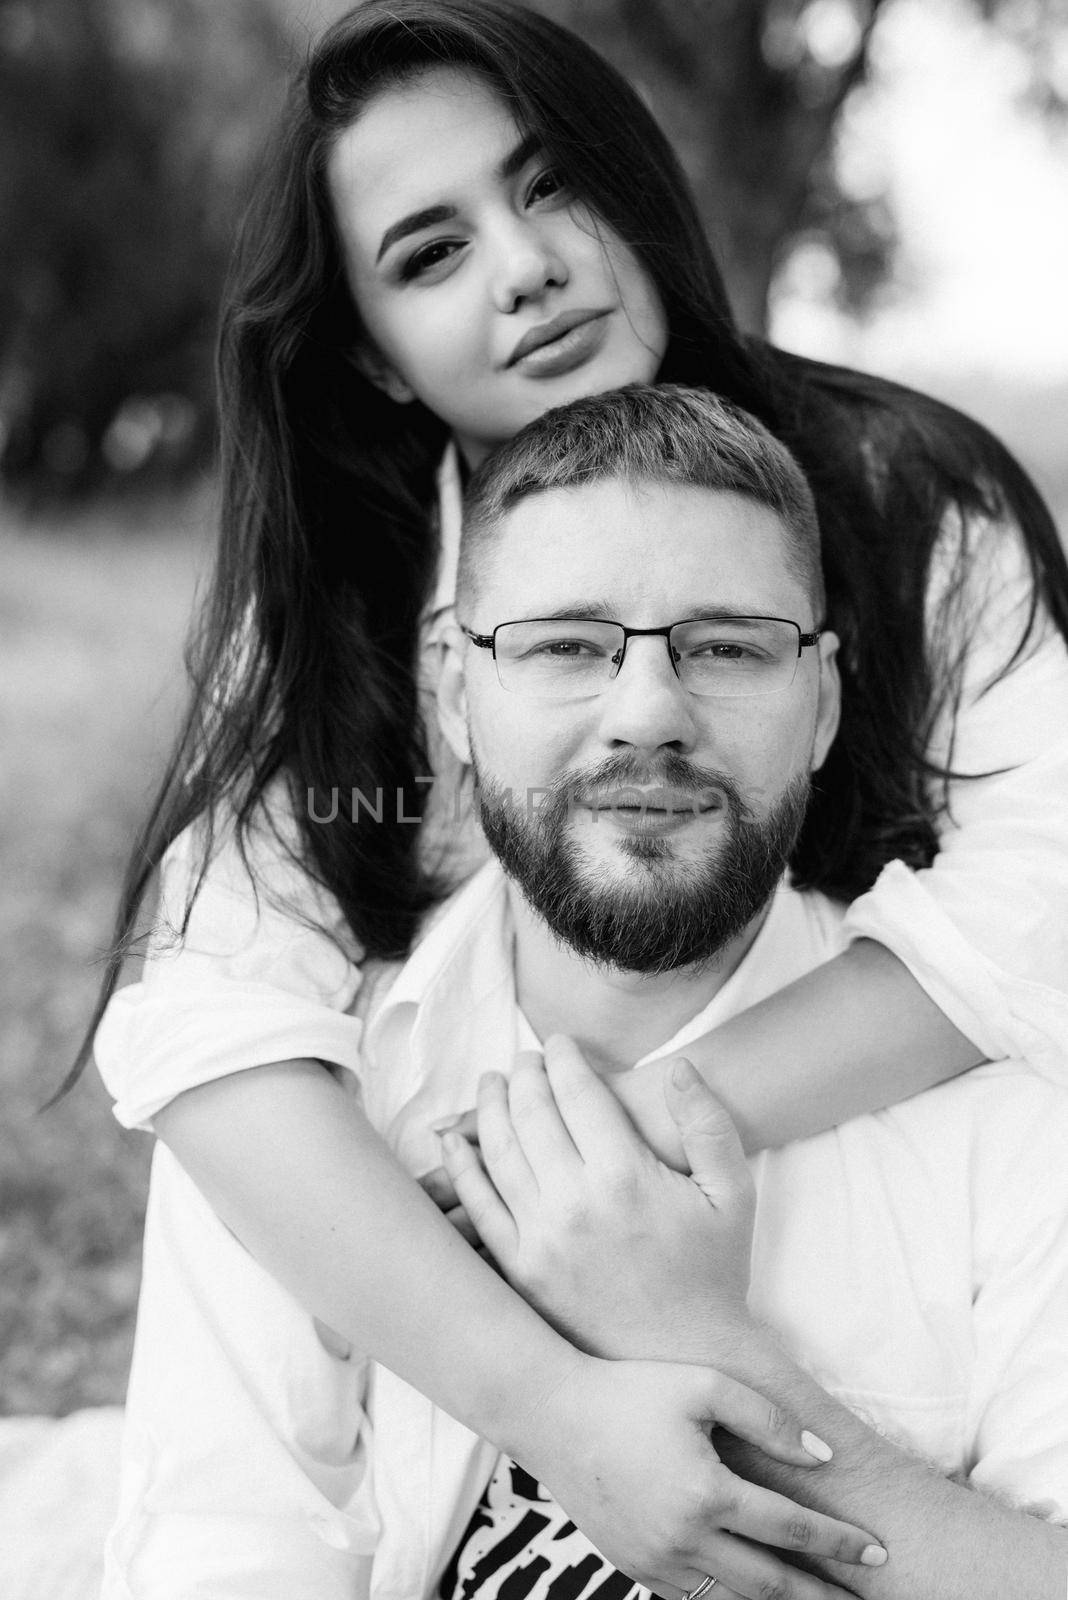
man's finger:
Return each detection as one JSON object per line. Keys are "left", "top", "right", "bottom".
{"left": 417, "top": 1165, "right": 460, "bottom": 1212}
{"left": 506, "top": 1051, "right": 582, "bottom": 1174}
{"left": 431, "top": 1107, "right": 478, "bottom": 1143}
{"left": 663, "top": 1058, "right": 752, "bottom": 1209}
{"left": 439, "top": 1130, "right": 517, "bottom": 1264}
{"left": 476, "top": 1071, "right": 540, "bottom": 1212}
{"left": 541, "top": 1034, "right": 649, "bottom": 1163}
{"left": 441, "top": 1203, "right": 484, "bottom": 1251}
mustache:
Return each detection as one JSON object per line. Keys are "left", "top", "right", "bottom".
{"left": 554, "top": 751, "right": 757, "bottom": 821}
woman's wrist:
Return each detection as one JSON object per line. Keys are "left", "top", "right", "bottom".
{"left": 491, "top": 1343, "right": 593, "bottom": 1469}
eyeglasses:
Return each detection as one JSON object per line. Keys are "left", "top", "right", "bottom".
{"left": 461, "top": 616, "right": 823, "bottom": 701}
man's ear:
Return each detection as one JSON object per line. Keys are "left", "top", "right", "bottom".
{"left": 811, "top": 630, "right": 841, "bottom": 773}
{"left": 436, "top": 623, "right": 473, "bottom": 765}
{"left": 350, "top": 342, "right": 417, "bottom": 405}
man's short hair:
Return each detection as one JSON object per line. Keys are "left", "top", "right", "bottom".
{"left": 458, "top": 383, "right": 824, "bottom": 617}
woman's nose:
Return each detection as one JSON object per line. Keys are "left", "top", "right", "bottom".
{"left": 490, "top": 216, "right": 569, "bottom": 312}
{"left": 594, "top": 636, "right": 701, "bottom": 753}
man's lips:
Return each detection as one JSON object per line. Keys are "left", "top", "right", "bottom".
{"left": 576, "top": 786, "right": 721, "bottom": 814}
{"left": 506, "top": 308, "right": 610, "bottom": 367}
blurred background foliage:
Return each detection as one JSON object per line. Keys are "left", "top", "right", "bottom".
{"left": 1, "top": 0, "right": 1066, "bottom": 497}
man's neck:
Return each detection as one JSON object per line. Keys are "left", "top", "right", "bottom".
{"left": 507, "top": 888, "right": 769, "bottom": 1075}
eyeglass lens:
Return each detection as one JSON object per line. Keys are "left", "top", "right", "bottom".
{"left": 492, "top": 618, "right": 803, "bottom": 699}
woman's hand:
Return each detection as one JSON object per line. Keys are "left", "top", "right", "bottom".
{"left": 497, "top": 1340, "right": 885, "bottom": 1599}
{"left": 440, "top": 1036, "right": 755, "bottom": 1362}
{"left": 435, "top": 1041, "right": 887, "bottom": 1595}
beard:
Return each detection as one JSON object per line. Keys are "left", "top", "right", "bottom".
{"left": 473, "top": 749, "right": 811, "bottom": 975}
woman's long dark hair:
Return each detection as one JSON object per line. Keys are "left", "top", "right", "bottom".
{"left": 70, "top": 0, "right": 1068, "bottom": 1083}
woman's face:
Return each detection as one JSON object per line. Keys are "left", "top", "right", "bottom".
{"left": 327, "top": 67, "right": 668, "bottom": 467}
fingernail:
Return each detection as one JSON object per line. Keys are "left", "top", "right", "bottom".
{"left": 439, "top": 1130, "right": 465, "bottom": 1155}
{"left": 801, "top": 1430, "right": 833, "bottom": 1462}
{"left": 671, "top": 1057, "right": 699, "bottom": 1089}
{"left": 431, "top": 1115, "right": 462, "bottom": 1133}
{"left": 861, "top": 1545, "right": 888, "bottom": 1567}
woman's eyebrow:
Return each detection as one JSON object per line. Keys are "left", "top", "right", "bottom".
{"left": 375, "top": 135, "right": 544, "bottom": 265}
{"left": 498, "top": 132, "right": 542, "bottom": 182}
{"left": 376, "top": 205, "right": 455, "bottom": 264}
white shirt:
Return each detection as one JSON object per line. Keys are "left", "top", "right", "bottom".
{"left": 102, "top": 865, "right": 1068, "bottom": 1599}
{"left": 93, "top": 449, "right": 1068, "bottom": 1130}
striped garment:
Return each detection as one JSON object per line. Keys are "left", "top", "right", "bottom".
{"left": 439, "top": 1456, "right": 652, "bottom": 1600}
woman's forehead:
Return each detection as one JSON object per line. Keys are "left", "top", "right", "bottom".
{"left": 325, "top": 65, "right": 527, "bottom": 250}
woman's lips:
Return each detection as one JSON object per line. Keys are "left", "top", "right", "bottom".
{"left": 507, "top": 310, "right": 611, "bottom": 378}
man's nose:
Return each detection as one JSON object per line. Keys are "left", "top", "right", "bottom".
{"left": 593, "top": 636, "right": 701, "bottom": 751}
{"left": 490, "top": 215, "right": 569, "bottom": 312}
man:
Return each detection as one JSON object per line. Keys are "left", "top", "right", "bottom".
{"left": 106, "top": 386, "right": 1067, "bottom": 1600}
{"left": 424, "top": 384, "right": 1068, "bottom": 1596}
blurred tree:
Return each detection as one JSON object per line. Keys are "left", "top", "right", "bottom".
{"left": 0, "top": 0, "right": 290, "bottom": 496}
{"left": 535, "top": 0, "right": 1068, "bottom": 335}
{"left": 1, "top": 0, "right": 1065, "bottom": 494}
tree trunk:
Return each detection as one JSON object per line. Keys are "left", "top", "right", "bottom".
{"left": 536, "top": 0, "right": 888, "bottom": 335}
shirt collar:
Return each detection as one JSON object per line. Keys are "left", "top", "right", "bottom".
{"left": 633, "top": 879, "right": 838, "bottom": 1065}
{"left": 365, "top": 859, "right": 842, "bottom": 1089}
{"left": 362, "top": 861, "right": 514, "bottom": 1060}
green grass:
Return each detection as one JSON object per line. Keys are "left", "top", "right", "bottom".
{"left": 0, "top": 486, "right": 211, "bottom": 1415}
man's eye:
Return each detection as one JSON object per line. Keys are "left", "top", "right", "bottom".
{"left": 531, "top": 639, "right": 598, "bottom": 658}
{"left": 400, "top": 239, "right": 461, "bottom": 282}
{"left": 694, "top": 642, "right": 760, "bottom": 661}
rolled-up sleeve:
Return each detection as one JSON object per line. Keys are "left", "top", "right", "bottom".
{"left": 102, "top": 1144, "right": 378, "bottom": 1599}
{"left": 843, "top": 511, "right": 1068, "bottom": 1080}
{"left": 95, "top": 793, "right": 367, "bottom": 1130}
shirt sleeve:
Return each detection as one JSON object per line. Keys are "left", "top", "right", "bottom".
{"left": 842, "top": 509, "right": 1068, "bottom": 1080}
{"left": 964, "top": 1066, "right": 1068, "bottom": 1522}
{"left": 101, "top": 1143, "right": 379, "bottom": 1599}
{"left": 94, "top": 785, "right": 367, "bottom": 1131}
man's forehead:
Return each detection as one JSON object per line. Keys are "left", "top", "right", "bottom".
{"left": 474, "top": 478, "right": 808, "bottom": 617}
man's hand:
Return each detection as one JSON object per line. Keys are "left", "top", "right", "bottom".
{"left": 440, "top": 1037, "right": 756, "bottom": 1362}
{"left": 440, "top": 1037, "right": 889, "bottom": 1598}
{"left": 607, "top": 1051, "right": 690, "bottom": 1169}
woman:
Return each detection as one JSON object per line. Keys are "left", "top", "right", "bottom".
{"left": 84, "top": 2, "right": 1068, "bottom": 1594}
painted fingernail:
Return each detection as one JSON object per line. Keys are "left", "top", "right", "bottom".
{"left": 861, "top": 1545, "right": 888, "bottom": 1567}
{"left": 801, "top": 1430, "right": 833, "bottom": 1462}
{"left": 431, "top": 1115, "right": 462, "bottom": 1133}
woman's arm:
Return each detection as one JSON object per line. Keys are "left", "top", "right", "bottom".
{"left": 153, "top": 1059, "right": 884, "bottom": 1600}
{"left": 442, "top": 1042, "right": 1068, "bottom": 1600}
{"left": 612, "top": 515, "right": 1068, "bottom": 1162}
{"left": 613, "top": 940, "right": 983, "bottom": 1161}
{"left": 98, "top": 811, "right": 876, "bottom": 1590}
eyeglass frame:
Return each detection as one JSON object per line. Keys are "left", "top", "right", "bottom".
{"left": 459, "top": 614, "right": 825, "bottom": 699}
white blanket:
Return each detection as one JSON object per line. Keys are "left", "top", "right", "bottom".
{"left": 0, "top": 1409, "right": 123, "bottom": 1600}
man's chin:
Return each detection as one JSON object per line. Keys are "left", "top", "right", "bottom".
{"left": 570, "top": 816, "right": 723, "bottom": 874}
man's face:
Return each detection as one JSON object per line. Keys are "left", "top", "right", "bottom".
{"left": 439, "top": 478, "right": 840, "bottom": 971}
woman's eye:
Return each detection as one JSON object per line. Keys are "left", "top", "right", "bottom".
{"left": 399, "top": 239, "right": 462, "bottom": 282}
{"left": 526, "top": 167, "right": 566, "bottom": 206}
